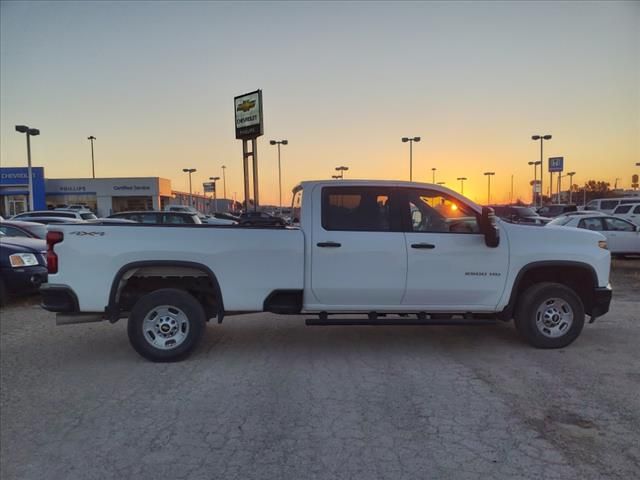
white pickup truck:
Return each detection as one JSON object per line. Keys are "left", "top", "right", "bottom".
{"left": 41, "top": 180, "right": 612, "bottom": 361}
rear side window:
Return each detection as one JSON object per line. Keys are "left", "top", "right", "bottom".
{"left": 578, "top": 218, "right": 604, "bottom": 231}
{"left": 614, "top": 205, "right": 631, "bottom": 213}
{"left": 604, "top": 218, "right": 635, "bottom": 232}
{"left": 322, "top": 187, "right": 392, "bottom": 232}
{"left": 634, "top": 206, "right": 640, "bottom": 214}
{"left": 163, "top": 214, "right": 189, "bottom": 224}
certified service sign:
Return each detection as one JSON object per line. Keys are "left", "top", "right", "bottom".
{"left": 234, "top": 90, "right": 263, "bottom": 139}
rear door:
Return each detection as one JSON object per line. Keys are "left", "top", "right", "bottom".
{"left": 602, "top": 217, "right": 639, "bottom": 253}
{"left": 400, "top": 188, "right": 509, "bottom": 309}
{"left": 310, "top": 186, "right": 407, "bottom": 307}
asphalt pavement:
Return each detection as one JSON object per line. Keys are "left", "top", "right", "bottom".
{"left": 1, "top": 259, "right": 639, "bottom": 480}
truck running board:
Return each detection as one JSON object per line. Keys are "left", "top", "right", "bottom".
{"left": 305, "top": 318, "right": 497, "bottom": 327}
{"left": 56, "top": 313, "right": 104, "bottom": 326}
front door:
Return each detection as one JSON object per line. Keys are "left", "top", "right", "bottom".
{"left": 401, "top": 188, "right": 508, "bottom": 309}
{"left": 310, "top": 186, "right": 407, "bottom": 307}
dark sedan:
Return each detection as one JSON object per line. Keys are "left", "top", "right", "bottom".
{"left": 490, "top": 206, "right": 551, "bottom": 225}
{"left": 0, "top": 233, "right": 48, "bottom": 306}
{"left": 238, "top": 211, "right": 287, "bottom": 226}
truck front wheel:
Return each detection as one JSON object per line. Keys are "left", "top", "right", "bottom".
{"left": 514, "top": 282, "right": 585, "bottom": 348}
{"left": 127, "top": 288, "right": 206, "bottom": 362}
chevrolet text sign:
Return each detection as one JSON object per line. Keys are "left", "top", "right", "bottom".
{"left": 235, "top": 90, "right": 263, "bottom": 139}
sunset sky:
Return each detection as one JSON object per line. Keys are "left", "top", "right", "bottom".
{"left": 1, "top": 1, "right": 638, "bottom": 205}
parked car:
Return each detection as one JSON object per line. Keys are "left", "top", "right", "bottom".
{"left": 547, "top": 214, "right": 640, "bottom": 256}
{"left": 108, "top": 211, "right": 202, "bottom": 224}
{"left": 0, "top": 220, "right": 48, "bottom": 239}
{"left": 537, "top": 204, "right": 578, "bottom": 217}
{"left": 0, "top": 233, "right": 47, "bottom": 305}
{"left": 55, "top": 204, "right": 92, "bottom": 212}
{"left": 41, "top": 180, "right": 611, "bottom": 361}
{"left": 584, "top": 197, "right": 640, "bottom": 214}
{"left": 612, "top": 203, "right": 640, "bottom": 226}
{"left": 489, "top": 205, "right": 550, "bottom": 225}
{"left": 554, "top": 210, "right": 606, "bottom": 219}
{"left": 238, "top": 211, "right": 287, "bottom": 226}
{"left": 13, "top": 210, "right": 97, "bottom": 221}
{"left": 164, "top": 205, "right": 236, "bottom": 225}
{"left": 14, "top": 217, "right": 86, "bottom": 225}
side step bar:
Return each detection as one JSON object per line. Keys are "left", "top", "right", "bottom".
{"left": 305, "top": 318, "right": 496, "bottom": 326}
{"left": 56, "top": 313, "right": 104, "bottom": 326}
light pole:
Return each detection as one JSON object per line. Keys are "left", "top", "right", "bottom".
{"left": 87, "top": 136, "right": 97, "bottom": 178}
{"left": 528, "top": 160, "right": 541, "bottom": 206}
{"left": 566, "top": 171, "right": 576, "bottom": 204}
{"left": 269, "top": 139, "right": 288, "bottom": 214}
{"left": 437, "top": 182, "right": 446, "bottom": 185}
{"left": 484, "top": 172, "right": 495, "bottom": 204}
{"left": 335, "top": 166, "right": 349, "bottom": 179}
{"left": 431, "top": 167, "right": 436, "bottom": 184}
{"left": 182, "top": 168, "right": 196, "bottom": 206}
{"left": 15, "top": 125, "right": 40, "bottom": 211}
{"left": 531, "top": 134, "right": 552, "bottom": 204}
{"left": 221, "top": 165, "right": 227, "bottom": 201}
{"left": 456, "top": 177, "right": 467, "bottom": 195}
{"left": 401, "top": 136, "right": 421, "bottom": 181}
{"left": 209, "top": 176, "right": 220, "bottom": 212}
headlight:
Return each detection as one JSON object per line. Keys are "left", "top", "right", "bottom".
{"left": 598, "top": 240, "right": 608, "bottom": 250}
{"left": 9, "top": 253, "right": 39, "bottom": 267}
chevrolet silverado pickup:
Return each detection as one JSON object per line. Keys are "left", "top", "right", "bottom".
{"left": 40, "top": 180, "right": 612, "bottom": 361}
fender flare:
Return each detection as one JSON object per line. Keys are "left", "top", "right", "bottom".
{"left": 106, "top": 260, "right": 225, "bottom": 322}
{"left": 499, "top": 260, "right": 598, "bottom": 318}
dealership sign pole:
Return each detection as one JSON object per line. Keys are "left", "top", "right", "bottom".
{"left": 548, "top": 157, "right": 564, "bottom": 204}
{"left": 235, "top": 90, "right": 264, "bottom": 211}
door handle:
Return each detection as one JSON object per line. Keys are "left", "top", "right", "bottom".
{"left": 317, "top": 241, "right": 342, "bottom": 248}
{"left": 411, "top": 243, "right": 435, "bottom": 249}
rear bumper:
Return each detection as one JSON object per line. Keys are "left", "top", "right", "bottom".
{"left": 40, "top": 284, "right": 79, "bottom": 313}
{"left": 589, "top": 285, "right": 612, "bottom": 320}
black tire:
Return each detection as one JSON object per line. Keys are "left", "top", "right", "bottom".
{"left": 514, "top": 282, "right": 585, "bottom": 349}
{"left": 127, "top": 288, "right": 206, "bottom": 362}
{"left": 0, "top": 277, "right": 8, "bottom": 307}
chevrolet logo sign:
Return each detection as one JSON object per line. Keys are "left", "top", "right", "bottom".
{"left": 237, "top": 100, "right": 256, "bottom": 112}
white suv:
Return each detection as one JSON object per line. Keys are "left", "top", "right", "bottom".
{"left": 13, "top": 210, "right": 97, "bottom": 221}
{"left": 613, "top": 203, "right": 640, "bottom": 226}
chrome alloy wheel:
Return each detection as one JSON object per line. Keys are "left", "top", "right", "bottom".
{"left": 535, "top": 297, "right": 574, "bottom": 338}
{"left": 142, "top": 305, "right": 190, "bottom": 350}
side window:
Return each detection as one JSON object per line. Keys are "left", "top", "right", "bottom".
{"left": 139, "top": 214, "right": 158, "bottom": 224}
{"left": 578, "top": 218, "right": 603, "bottom": 231}
{"left": 604, "top": 218, "right": 634, "bottom": 232}
{"left": 408, "top": 190, "right": 479, "bottom": 234}
{"left": 634, "top": 206, "right": 640, "bottom": 214}
{"left": 322, "top": 187, "right": 392, "bottom": 232}
{"left": 615, "top": 205, "right": 631, "bottom": 214}
{"left": 585, "top": 201, "right": 598, "bottom": 210}
{"left": 163, "top": 214, "right": 187, "bottom": 224}
{"left": 600, "top": 200, "right": 619, "bottom": 210}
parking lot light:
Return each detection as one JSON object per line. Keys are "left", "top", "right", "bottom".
{"left": 531, "top": 134, "right": 552, "bottom": 204}
{"left": 15, "top": 125, "right": 40, "bottom": 211}
{"left": 484, "top": 172, "right": 495, "bottom": 204}
{"left": 335, "top": 166, "right": 349, "bottom": 179}
{"left": 456, "top": 177, "right": 467, "bottom": 195}
{"left": 182, "top": 168, "right": 197, "bottom": 206}
{"left": 269, "top": 140, "right": 288, "bottom": 214}
{"left": 401, "top": 136, "right": 421, "bottom": 181}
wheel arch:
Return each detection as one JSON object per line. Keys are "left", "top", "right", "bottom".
{"left": 107, "top": 260, "right": 224, "bottom": 322}
{"left": 500, "top": 261, "right": 599, "bottom": 319}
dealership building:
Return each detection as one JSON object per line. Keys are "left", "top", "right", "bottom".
{"left": 1, "top": 167, "right": 236, "bottom": 218}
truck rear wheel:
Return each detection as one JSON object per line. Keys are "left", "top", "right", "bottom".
{"left": 127, "top": 288, "right": 205, "bottom": 362}
{"left": 514, "top": 282, "right": 585, "bottom": 349}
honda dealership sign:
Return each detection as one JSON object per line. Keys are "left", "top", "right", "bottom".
{"left": 234, "top": 90, "right": 263, "bottom": 139}
{"left": 548, "top": 157, "right": 564, "bottom": 172}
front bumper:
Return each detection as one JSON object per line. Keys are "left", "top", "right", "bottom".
{"left": 1, "top": 266, "right": 48, "bottom": 294}
{"left": 40, "top": 284, "right": 79, "bottom": 313}
{"left": 589, "top": 284, "right": 612, "bottom": 320}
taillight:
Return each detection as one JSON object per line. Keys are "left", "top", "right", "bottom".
{"left": 46, "top": 231, "right": 64, "bottom": 274}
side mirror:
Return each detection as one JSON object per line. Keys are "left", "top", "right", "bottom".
{"left": 480, "top": 207, "right": 500, "bottom": 248}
